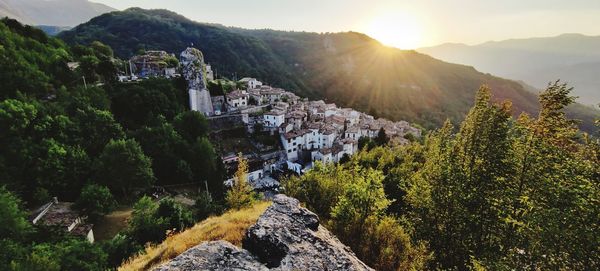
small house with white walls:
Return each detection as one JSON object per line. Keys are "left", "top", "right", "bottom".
{"left": 239, "top": 77, "right": 263, "bottom": 89}
{"left": 226, "top": 90, "right": 249, "bottom": 109}
{"left": 264, "top": 110, "right": 285, "bottom": 128}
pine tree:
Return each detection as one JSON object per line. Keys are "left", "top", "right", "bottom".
{"left": 225, "top": 154, "right": 257, "bottom": 209}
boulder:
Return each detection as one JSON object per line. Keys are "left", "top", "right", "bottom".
{"left": 154, "top": 241, "right": 268, "bottom": 271}
{"left": 243, "top": 194, "right": 373, "bottom": 271}
{"left": 155, "top": 195, "right": 374, "bottom": 270}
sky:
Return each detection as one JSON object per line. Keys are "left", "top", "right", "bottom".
{"left": 94, "top": 0, "right": 600, "bottom": 49}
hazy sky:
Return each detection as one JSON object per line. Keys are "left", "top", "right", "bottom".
{"left": 93, "top": 0, "right": 600, "bottom": 49}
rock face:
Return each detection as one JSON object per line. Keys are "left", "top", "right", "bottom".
{"left": 180, "top": 47, "right": 213, "bottom": 115}
{"left": 244, "top": 195, "right": 373, "bottom": 271}
{"left": 154, "top": 241, "right": 268, "bottom": 271}
{"left": 155, "top": 195, "right": 373, "bottom": 270}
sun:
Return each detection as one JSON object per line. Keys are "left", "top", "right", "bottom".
{"left": 363, "top": 12, "right": 424, "bottom": 49}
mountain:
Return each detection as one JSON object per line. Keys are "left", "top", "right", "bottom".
{"left": 59, "top": 8, "right": 599, "bottom": 131}
{"left": 0, "top": 0, "right": 115, "bottom": 26}
{"left": 36, "top": 25, "right": 71, "bottom": 36}
{"left": 418, "top": 34, "right": 600, "bottom": 105}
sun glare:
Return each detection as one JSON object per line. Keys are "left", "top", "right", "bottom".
{"left": 364, "top": 12, "right": 424, "bottom": 49}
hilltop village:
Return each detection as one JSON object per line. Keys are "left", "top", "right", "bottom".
{"left": 122, "top": 47, "right": 421, "bottom": 190}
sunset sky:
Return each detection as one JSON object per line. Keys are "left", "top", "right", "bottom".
{"left": 94, "top": 0, "right": 600, "bottom": 49}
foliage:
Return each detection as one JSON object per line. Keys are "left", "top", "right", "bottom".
{"left": 375, "top": 127, "right": 389, "bottom": 146}
{"left": 285, "top": 163, "right": 431, "bottom": 270}
{"left": 128, "top": 196, "right": 194, "bottom": 245}
{"left": 193, "top": 192, "right": 222, "bottom": 221}
{"left": 225, "top": 154, "right": 257, "bottom": 209}
{"left": 106, "top": 78, "right": 186, "bottom": 130}
{"left": 103, "top": 233, "right": 143, "bottom": 268}
{"left": 286, "top": 83, "right": 600, "bottom": 270}
{"left": 0, "top": 187, "right": 32, "bottom": 241}
{"left": 74, "top": 184, "right": 117, "bottom": 221}
{"left": 0, "top": 18, "right": 73, "bottom": 99}
{"left": 95, "top": 139, "right": 155, "bottom": 197}
{"left": 0, "top": 21, "right": 223, "bottom": 271}
{"left": 120, "top": 201, "right": 271, "bottom": 271}
{"left": 155, "top": 197, "right": 194, "bottom": 233}
{"left": 172, "top": 110, "right": 210, "bottom": 143}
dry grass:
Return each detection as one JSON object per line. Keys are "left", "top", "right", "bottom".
{"left": 118, "top": 201, "right": 271, "bottom": 271}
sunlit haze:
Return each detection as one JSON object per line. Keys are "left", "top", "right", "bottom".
{"left": 91, "top": 0, "right": 600, "bottom": 48}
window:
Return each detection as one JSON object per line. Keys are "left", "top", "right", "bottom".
{"left": 288, "top": 149, "right": 292, "bottom": 153}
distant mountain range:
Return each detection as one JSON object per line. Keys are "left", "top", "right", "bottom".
{"left": 58, "top": 8, "right": 598, "bottom": 132}
{"left": 0, "top": 0, "right": 115, "bottom": 26}
{"left": 418, "top": 34, "right": 600, "bottom": 105}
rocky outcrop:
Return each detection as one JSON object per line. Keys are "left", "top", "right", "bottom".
{"left": 180, "top": 47, "right": 207, "bottom": 91}
{"left": 155, "top": 195, "right": 373, "bottom": 270}
{"left": 244, "top": 195, "right": 373, "bottom": 270}
{"left": 154, "top": 241, "right": 268, "bottom": 271}
{"left": 180, "top": 47, "right": 213, "bottom": 115}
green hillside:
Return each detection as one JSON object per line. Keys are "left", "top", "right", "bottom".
{"left": 59, "top": 8, "right": 599, "bottom": 131}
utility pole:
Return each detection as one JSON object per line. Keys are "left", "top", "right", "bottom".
{"left": 204, "top": 180, "right": 212, "bottom": 202}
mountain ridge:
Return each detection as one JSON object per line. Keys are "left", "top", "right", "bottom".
{"left": 0, "top": 0, "right": 115, "bottom": 26}
{"left": 418, "top": 33, "right": 600, "bottom": 105}
{"left": 59, "top": 8, "right": 599, "bottom": 131}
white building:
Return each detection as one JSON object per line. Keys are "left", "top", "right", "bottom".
{"left": 320, "top": 129, "right": 336, "bottom": 148}
{"left": 345, "top": 126, "right": 360, "bottom": 140}
{"left": 239, "top": 77, "right": 263, "bottom": 89}
{"left": 264, "top": 110, "right": 285, "bottom": 128}
{"left": 227, "top": 90, "right": 249, "bottom": 108}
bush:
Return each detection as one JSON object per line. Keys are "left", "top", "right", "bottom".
{"left": 74, "top": 184, "right": 117, "bottom": 221}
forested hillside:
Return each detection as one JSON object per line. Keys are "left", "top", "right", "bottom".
{"left": 59, "top": 8, "right": 599, "bottom": 131}
{"left": 0, "top": 18, "right": 226, "bottom": 270}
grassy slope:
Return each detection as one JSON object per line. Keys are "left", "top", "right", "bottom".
{"left": 119, "top": 201, "right": 271, "bottom": 271}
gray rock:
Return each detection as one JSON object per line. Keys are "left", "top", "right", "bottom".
{"left": 243, "top": 194, "right": 374, "bottom": 271}
{"left": 181, "top": 47, "right": 213, "bottom": 115}
{"left": 154, "top": 241, "right": 268, "bottom": 271}
{"left": 155, "top": 195, "right": 374, "bottom": 270}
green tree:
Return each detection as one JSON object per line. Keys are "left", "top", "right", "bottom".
{"left": 74, "top": 184, "right": 117, "bottom": 221}
{"left": 330, "top": 166, "right": 389, "bottom": 240}
{"left": 173, "top": 111, "right": 210, "bottom": 143}
{"left": 375, "top": 127, "right": 389, "bottom": 146}
{"left": 71, "top": 106, "right": 125, "bottom": 156}
{"left": 193, "top": 192, "right": 220, "bottom": 221}
{"left": 55, "top": 239, "right": 108, "bottom": 271}
{"left": 133, "top": 117, "right": 191, "bottom": 185}
{"left": 0, "top": 187, "right": 32, "bottom": 241}
{"left": 103, "top": 233, "right": 142, "bottom": 268}
{"left": 128, "top": 196, "right": 164, "bottom": 244}
{"left": 79, "top": 55, "right": 100, "bottom": 83}
{"left": 95, "top": 139, "right": 155, "bottom": 197}
{"left": 155, "top": 197, "right": 194, "bottom": 232}
{"left": 128, "top": 196, "right": 194, "bottom": 245}
{"left": 190, "top": 137, "right": 217, "bottom": 185}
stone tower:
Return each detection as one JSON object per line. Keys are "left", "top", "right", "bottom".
{"left": 180, "top": 47, "right": 213, "bottom": 116}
